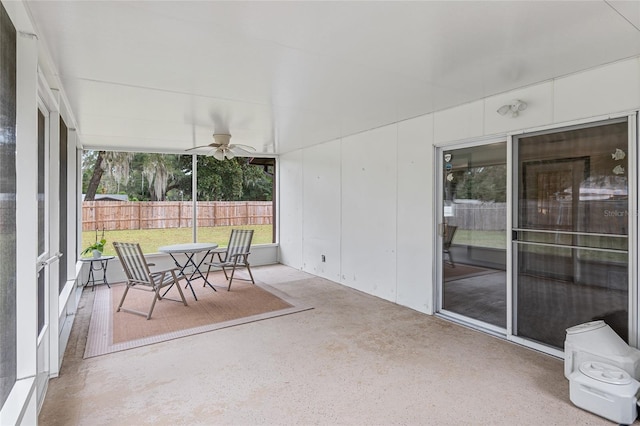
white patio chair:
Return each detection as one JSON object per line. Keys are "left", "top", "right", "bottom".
{"left": 443, "top": 225, "right": 457, "bottom": 268}
{"left": 205, "top": 229, "right": 255, "bottom": 291}
{"left": 113, "top": 241, "right": 188, "bottom": 320}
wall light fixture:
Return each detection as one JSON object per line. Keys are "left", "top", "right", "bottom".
{"left": 497, "top": 100, "right": 527, "bottom": 117}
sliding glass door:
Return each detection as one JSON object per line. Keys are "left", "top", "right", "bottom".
{"left": 439, "top": 141, "right": 507, "bottom": 331}
{"left": 437, "top": 117, "right": 635, "bottom": 355}
{"left": 513, "top": 119, "right": 631, "bottom": 349}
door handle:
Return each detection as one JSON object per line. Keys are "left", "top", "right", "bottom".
{"left": 37, "top": 253, "right": 63, "bottom": 270}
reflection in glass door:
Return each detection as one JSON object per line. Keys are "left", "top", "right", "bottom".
{"left": 513, "top": 119, "right": 630, "bottom": 350}
{"left": 440, "top": 142, "right": 507, "bottom": 329}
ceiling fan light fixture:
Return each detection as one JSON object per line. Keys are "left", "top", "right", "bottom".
{"left": 497, "top": 99, "right": 527, "bottom": 117}
{"left": 225, "top": 149, "right": 235, "bottom": 160}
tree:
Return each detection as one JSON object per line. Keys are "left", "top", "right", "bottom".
{"left": 142, "top": 154, "right": 174, "bottom": 201}
{"left": 83, "top": 150, "right": 105, "bottom": 200}
{"left": 241, "top": 160, "right": 273, "bottom": 201}
{"left": 102, "top": 152, "right": 134, "bottom": 193}
{"left": 83, "top": 151, "right": 189, "bottom": 201}
{"left": 450, "top": 164, "right": 506, "bottom": 202}
{"left": 82, "top": 150, "right": 274, "bottom": 202}
{"left": 196, "top": 156, "right": 243, "bottom": 200}
{"left": 83, "top": 151, "right": 135, "bottom": 198}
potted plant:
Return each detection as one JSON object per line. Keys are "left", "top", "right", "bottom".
{"left": 82, "top": 229, "right": 107, "bottom": 258}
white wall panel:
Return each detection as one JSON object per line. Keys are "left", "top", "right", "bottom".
{"left": 341, "top": 125, "right": 397, "bottom": 301}
{"left": 434, "top": 100, "right": 483, "bottom": 144}
{"left": 302, "top": 140, "right": 342, "bottom": 282}
{"left": 396, "top": 114, "right": 434, "bottom": 313}
{"left": 484, "top": 82, "right": 554, "bottom": 135}
{"left": 278, "top": 151, "right": 304, "bottom": 269}
{"left": 608, "top": 1, "right": 640, "bottom": 29}
{"left": 554, "top": 58, "right": 640, "bottom": 123}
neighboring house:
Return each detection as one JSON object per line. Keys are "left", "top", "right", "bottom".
{"left": 82, "top": 194, "right": 129, "bottom": 202}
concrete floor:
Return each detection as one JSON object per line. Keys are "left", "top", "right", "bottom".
{"left": 39, "top": 264, "right": 610, "bottom": 425}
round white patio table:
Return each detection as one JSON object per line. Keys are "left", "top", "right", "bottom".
{"left": 158, "top": 242, "right": 218, "bottom": 300}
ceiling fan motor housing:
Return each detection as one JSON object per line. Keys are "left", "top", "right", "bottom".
{"left": 213, "top": 134, "right": 232, "bottom": 145}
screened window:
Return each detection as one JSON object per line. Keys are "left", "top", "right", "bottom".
{"left": 81, "top": 151, "right": 275, "bottom": 255}
{"left": 196, "top": 156, "right": 275, "bottom": 247}
{"left": 0, "top": 1, "right": 17, "bottom": 407}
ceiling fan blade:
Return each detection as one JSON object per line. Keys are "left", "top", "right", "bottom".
{"left": 230, "top": 143, "right": 256, "bottom": 151}
{"left": 185, "top": 142, "right": 226, "bottom": 152}
{"left": 229, "top": 146, "right": 254, "bottom": 156}
{"left": 185, "top": 144, "right": 214, "bottom": 151}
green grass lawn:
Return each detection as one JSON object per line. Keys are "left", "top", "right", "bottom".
{"left": 453, "top": 229, "right": 506, "bottom": 249}
{"left": 84, "top": 225, "right": 506, "bottom": 257}
{"left": 82, "top": 225, "right": 273, "bottom": 257}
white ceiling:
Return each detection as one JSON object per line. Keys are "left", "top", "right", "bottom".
{"left": 24, "top": 1, "right": 640, "bottom": 156}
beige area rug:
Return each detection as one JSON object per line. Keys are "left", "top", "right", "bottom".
{"left": 84, "top": 272, "right": 313, "bottom": 358}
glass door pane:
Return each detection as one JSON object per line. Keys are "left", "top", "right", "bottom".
{"left": 441, "top": 142, "right": 507, "bottom": 328}
{"left": 514, "top": 120, "right": 629, "bottom": 349}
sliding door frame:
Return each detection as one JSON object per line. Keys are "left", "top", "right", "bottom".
{"left": 506, "top": 112, "right": 638, "bottom": 357}
{"left": 434, "top": 112, "right": 638, "bottom": 358}
{"left": 434, "top": 135, "right": 508, "bottom": 337}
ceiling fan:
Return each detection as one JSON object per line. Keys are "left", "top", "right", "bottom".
{"left": 185, "top": 133, "right": 255, "bottom": 160}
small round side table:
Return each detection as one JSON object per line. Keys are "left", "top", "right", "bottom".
{"left": 81, "top": 255, "right": 115, "bottom": 290}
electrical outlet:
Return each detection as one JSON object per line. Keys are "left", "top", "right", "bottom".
{"left": 321, "top": 255, "right": 326, "bottom": 262}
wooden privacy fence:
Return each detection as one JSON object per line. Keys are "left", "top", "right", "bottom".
{"left": 82, "top": 201, "right": 273, "bottom": 231}
{"left": 448, "top": 200, "right": 627, "bottom": 233}
{"left": 447, "top": 202, "right": 506, "bottom": 231}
